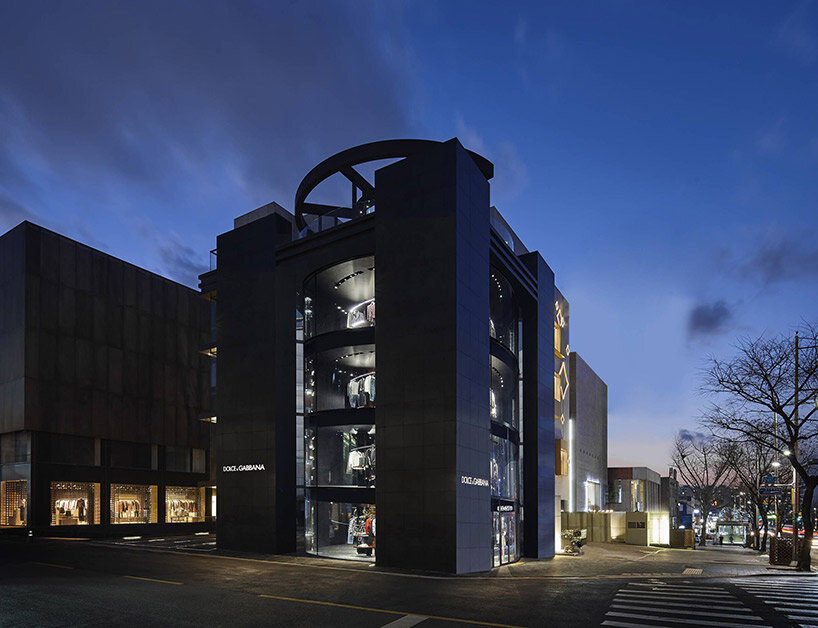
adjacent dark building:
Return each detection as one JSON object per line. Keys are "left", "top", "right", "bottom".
{"left": 661, "top": 468, "right": 680, "bottom": 526}
{"left": 608, "top": 466, "right": 662, "bottom": 513}
{"left": 0, "top": 222, "right": 213, "bottom": 536}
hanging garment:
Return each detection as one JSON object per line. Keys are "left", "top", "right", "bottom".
{"left": 366, "top": 301, "right": 375, "bottom": 323}
{"left": 347, "top": 380, "right": 360, "bottom": 408}
{"left": 347, "top": 308, "right": 366, "bottom": 328}
{"left": 361, "top": 374, "right": 375, "bottom": 399}
{"left": 347, "top": 449, "right": 367, "bottom": 472}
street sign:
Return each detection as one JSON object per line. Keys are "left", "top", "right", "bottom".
{"left": 763, "top": 474, "right": 775, "bottom": 485}
{"left": 759, "top": 487, "right": 785, "bottom": 496}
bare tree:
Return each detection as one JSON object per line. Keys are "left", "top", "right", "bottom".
{"left": 720, "top": 438, "right": 776, "bottom": 551}
{"left": 702, "top": 323, "right": 818, "bottom": 571}
{"left": 671, "top": 431, "right": 732, "bottom": 546}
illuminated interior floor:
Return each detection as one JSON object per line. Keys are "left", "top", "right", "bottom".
{"left": 316, "top": 543, "right": 375, "bottom": 563}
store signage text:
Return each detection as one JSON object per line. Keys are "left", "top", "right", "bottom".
{"left": 461, "top": 475, "right": 489, "bottom": 487}
{"left": 497, "top": 504, "right": 514, "bottom": 512}
{"left": 222, "top": 464, "right": 266, "bottom": 473}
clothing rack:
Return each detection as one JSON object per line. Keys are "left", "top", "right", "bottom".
{"left": 349, "top": 371, "right": 375, "bottom": 382}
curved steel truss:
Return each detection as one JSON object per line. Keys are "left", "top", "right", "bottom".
{"left": 294, "top": 139, "right": 493, "bottom": 232}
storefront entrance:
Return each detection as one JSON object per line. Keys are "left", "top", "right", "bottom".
{"left": 492, "top": 509, "right": 518, "bottom": 567}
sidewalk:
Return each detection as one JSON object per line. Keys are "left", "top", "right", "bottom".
{"left": 488, "top": 541, "right": 818, "bottom": 579}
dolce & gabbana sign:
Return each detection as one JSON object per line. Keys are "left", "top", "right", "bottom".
{"left": 222, "top": 464, "right": 266, "bottom": 473}
{"left": 460, "top": 475, "right": 489, "bottom": 487}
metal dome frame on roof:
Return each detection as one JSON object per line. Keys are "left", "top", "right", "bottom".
{"left": 293, "top": 139, "right": 493, "bottom": 232}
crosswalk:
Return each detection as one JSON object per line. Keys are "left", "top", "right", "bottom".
{"left": 602, "top": 582, "right": 770, "bottom": 627}
{"left": 732, "top": 576, "right": 818, "bottom": 627}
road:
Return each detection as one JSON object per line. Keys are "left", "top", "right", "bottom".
{"left": 1, "top": 537, "right": 816, "bottom": 627}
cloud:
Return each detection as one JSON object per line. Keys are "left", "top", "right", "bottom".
{"left": 775, "top": 5, "right": 818, "bottom": 65}
{"left": 0, "top": 194, "right": 37, "bottom": 232}
{"left": 678, "top": 429, "right": 710, "bottom": 444}
{"left": 156, "top": 232, "right": 209, "bottom": 288}
{"left": 687, "top": 300, "right": 732, "bottom": 338}
{"left": 0, "top": 1, "right": 413, "bottom": 214}
{"left": 455, "top": 117, "right": 529, "bottom": 205}
{"left": 738, "top": 235, "right": 818, "bottom": 284}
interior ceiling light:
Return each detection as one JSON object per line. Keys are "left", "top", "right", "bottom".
{"left": 334, "top": 270, "right": 364, "bottom": 289}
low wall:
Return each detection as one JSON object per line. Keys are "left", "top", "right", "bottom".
{"left": 561, "top": 512, "right": 624, "bottom": 543}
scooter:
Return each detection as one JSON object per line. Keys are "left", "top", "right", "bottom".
{"left": 562, "top": 529, "right": 586, "bottom": 556}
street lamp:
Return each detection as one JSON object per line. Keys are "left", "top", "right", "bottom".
{"left": 792, "top": 331, "right": 818, "bottom": 564}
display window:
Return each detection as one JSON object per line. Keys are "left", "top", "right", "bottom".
{"left": 305, "top": 345, "right": 375, "bottom": 413}
{"left": 110, "top": 484, "right": 157, "bottom": 524}
{"left": 166, "top": 486, "right": 205, "bottom": 523}
{"left": 304, "top": 256, "right": 375, "bottom": 339}
{"left": 305, "top": 498, "right": 376, "bottom": 562}
{"left": 50, "top": 482, "right": 100, "bottom": 526}
{"left": 491, "top": 355, "right": 518, "bottom": 430}
{"left": 490, "top": 435, "right": 519, "bottom": 500}
{"left": 305, "top": 424, "right": 375, "bottom": 488}
{"left": 490, "top": 269, "right": 518, "bottom": 353}
{"left": 0, "top": 480, "right": 27, "bottom": 527}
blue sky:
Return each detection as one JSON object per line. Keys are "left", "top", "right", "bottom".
{"left": 2, "top": 1, "right": 817, "bottom": 472}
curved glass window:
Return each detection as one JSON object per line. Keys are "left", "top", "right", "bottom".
{"left": 304, "top": 257, "right": 375, "bottom": 339}
{"left": 305, "top": 345, "right": 375, "bottom": 413}
{"left": 305, "top": 498, "right": 376, "bottom": 562}
{"left": 490, "top": 435, "right": 518, "bottom": 500}
{"left": 305, "top": 424, "right": 375, "bottom": 488}
{"left": 490, "top": 355, "right": 517, "bottom": 430}
{"left": 490, "top": 269, "right": 518, "bottom": 353}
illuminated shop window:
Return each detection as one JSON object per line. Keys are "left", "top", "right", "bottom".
{"left": 304, "top": 256, "right": 375, "bottom": 339}
{"left": 307, "top": 424, "right": 375, "bottom": 488}
{"left": 490, "top": 435, "right": 518, "bottom": 500}
{"left": 166, "top": 486, "right": 205, "bottom": 523}
{"left": 110, "top": 484, "right": 158, "bottom": 524}
{"left": 50, "top": 481, "right": 100, "bottom": 526}
{"left": 305, "top": 498, "right": 376, "bottom": 562}
{"left": 490, "top": 355, "right": 517, "bottom": 430}
{"left": 0, "top": 480, "right": 27, "bottom": 527}
{"left": 490, "top": 269, "right": 518, "bottom": 353}
{"left": 305, "top": 346, "right": 375, "bottom": 413}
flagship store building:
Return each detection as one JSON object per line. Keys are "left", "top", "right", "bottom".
{"left": 203, "top": 139, "right": 561, "bottom": 574}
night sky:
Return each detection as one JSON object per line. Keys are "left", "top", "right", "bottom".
{"left": 2, "top": 2, "right": 817, "bottom": 473}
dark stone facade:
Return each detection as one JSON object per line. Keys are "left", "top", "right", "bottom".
{"left": 210, "top": 139, "right": 558, "bottom": 573}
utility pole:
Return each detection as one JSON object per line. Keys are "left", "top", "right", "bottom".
{"left": 793, "top": 331, "right": 800, "bottom": 565}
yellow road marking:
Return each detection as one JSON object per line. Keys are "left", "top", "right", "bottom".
{"left": 34, "top": 562, "right": 74, "bottom": 569}
{"left": 258, "top": 594, "right": 523, "bottom": 627}
{"left": 124, "top": 575, "right": 183, "bottom": 585}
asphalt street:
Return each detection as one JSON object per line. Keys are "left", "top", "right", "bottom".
{"left": 1, "top": 537, "right": 816, "bottom": 627}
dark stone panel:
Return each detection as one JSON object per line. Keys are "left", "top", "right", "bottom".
{"left": 0, "top": 224, "right": 26, "bottom": 434}
{"left": 215, "top": 215, "right": 282, "bottom": 553}
{"left": 520, "top": 252, "right": 556, "bottom": 559}
{"left": 376, "top": 139, "right": 492, "bottom": 574}
{"left": 6, "top": 222, "right": 210, "bottom": 455}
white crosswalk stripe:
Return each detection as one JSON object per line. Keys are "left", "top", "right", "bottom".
{"left": 603, "top": 582, "right": 769, "bottom": 627}
{"left": 732, "top": 576, "right": 818, "bottom": 627}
